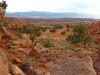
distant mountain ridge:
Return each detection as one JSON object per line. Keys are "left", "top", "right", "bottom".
{"left": 5, "top": 11, "right": 100, "bottom": 19}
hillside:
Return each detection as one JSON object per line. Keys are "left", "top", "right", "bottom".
{"left": 3, "top": 17, "right": 28, "bottom": 26}
{"left": 0, "top": 16, "right": 100, "bottom": 75}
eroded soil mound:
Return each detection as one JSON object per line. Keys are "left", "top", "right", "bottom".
{"left": 87, "top": 21, "right": 100, "bottom": 35}
{"left": 3, "top": 17, "right": 28, "bottom": 26}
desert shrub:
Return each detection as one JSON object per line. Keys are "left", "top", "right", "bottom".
{"left": 76, "top": 48, "right": 84, "bottom": 52}
{"left": 43, "top": 37, "right": 54, "bottom": 48}
{"left": 3, "top": 22, "right": 8, "bottom": 28}
{"left": 50, "top": 28, "right": 56, "bottom": 33}
{"left": 38, "top": 26, "right": 50, "bottom": 32}
{"left": 66, "top": 24, "right": 70, "bottom": 28}
{"left": 54, "top": 24, "right": 63, "bottom": 29}
{"left": 42, "top": 28, "right": 47, "bottom": 32}
{"left": 26, "top": 28, "right": 33, "bottom": 34}
{"left": 34, "top": 31, "right": 42, "bottom": 37}
{"left": 29, "top": 27, "right": 42, "bottom": 43}
{"left": 56, "top": 45, "right": 69, "bottom": 50}
{"left": 17, "top": 27, "right": 23, "bottom": 32}
{"left": 41, "top": 27, "right": 47, "bottom": 32}
{"left": 67, "top": 24, "right": 91, "bottom": 44}
{"left": 22, "top": 25, "right": 28, "bottom": 33}
{"left": 14, "top": 24, "right": 18, "bottom": 29}
{"left": 15, "top": 30, "right": 23, "bottom": 39}
{"left": 30, "top": 34, "right": 36, "bottom": 43}
{"left": 60, "top": 31, "right": 66, "bottom": 35}
{"left": 18, "top": 33, "right": 23, "bottom": 39}
{"left": 18, "top": 34, "right": 23, "bottom": 39}
{"left": 45, "top": 26, "right": 50, "bottom": 29}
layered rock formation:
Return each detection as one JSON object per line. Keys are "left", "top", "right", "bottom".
{"left": 0, "top": 7, "right": 5, "bottom": 23}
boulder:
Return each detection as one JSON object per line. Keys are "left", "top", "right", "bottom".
{"left": 51, "top": 55, "right": 96, "bottom": 75}
{"left": 2, "top": 27, "right": 10, "bottom": 35}
{"left": 35, "top": 69, "right": 50, "bottom": 75}
{"left": 9, "top": 62, "right": 25, "bottom": 75}
{"left": 0, "top": 34, "right": 12, "bottom": 44}
{"left": 8, "top": 53, "right": 21, "bottom": 63}
{"left": 39, "top": 62, "right": 51, "bottom": 69}
{"left": 29, "top": 48, "right": 41, "bottom": 58}
{"left": 0, "top": 47, "right": 8, "bottom": 75}
{"left": 74, "top": 42, "right": 88, "bottom": 49}
{"left": 93, "top": 49, "right": 100, "bottom": 71}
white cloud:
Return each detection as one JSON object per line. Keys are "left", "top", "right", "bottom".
{"left": 5, "top": 0, "right": 100, "bottom": 15}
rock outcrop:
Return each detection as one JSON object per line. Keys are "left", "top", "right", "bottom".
{"left": 29, "top": 48, "right": 41, "bottom": 58}
{"left": 93, "top": 48, "right": 100, "bottom": 71}
{"left": 0, "top": 47, "right": 8, "bottom": 75}
{"left": 0, "top": 7, "right": 5, "bottom": 23}
{"left": 51, "top": 55, "right": 96, "bottom": 75}
{"left": 9, "top": 62, "right": 25, "bottom": 75}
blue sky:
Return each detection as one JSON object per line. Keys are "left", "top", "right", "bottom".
{"left": 2, "top": 0, "right": 100, "bottom": 15}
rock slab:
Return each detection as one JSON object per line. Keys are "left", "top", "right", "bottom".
{"left": 51, "top": 55, "right": 96, "bottom": 75}
{"left": 0, "top": 47, "right": 8, "bottom": 75}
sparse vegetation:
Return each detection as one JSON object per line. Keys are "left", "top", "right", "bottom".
{"left": 66, "top": 24, "right": 70, "bottom": 28}
{"left": 22, "top": 25, "right": 28, "bottom": 33}
{"left": 60, "top": 31, "right": 66, "bottom": 35}
{"left": 18, "top": 33, "right": 23, "bottom": 39}
{"left": 67, "top": 25, "right": 91, "bottom": 44}
{"left": 3, "top": 22, "right": 8, "bottom": 28}
{"left": 38, "top": 26, "right": 50, "bottom": 32}
{"left": 50, "top": 28, "right": 56, "bottom": 33}
{"left": 0, "top": 16, "right": 99, "bottom": 75}
{"left": 43, "top": 37, "right": 54, "bottom": 48}
{"left": 76, "top": 48, "right": 84, "bottom": 52}
{"left": 30, "top": 34, "right": 36, "bottom": 43}
{"left": 53, "top": 24, "right": 63, "bottom": 29}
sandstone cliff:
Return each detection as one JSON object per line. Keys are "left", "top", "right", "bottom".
{"left": 0, "top": 7, "right": 5, "bottom": 23}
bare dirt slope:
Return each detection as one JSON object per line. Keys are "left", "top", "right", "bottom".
{"left": 3, "top": 17, "right": 28, "bottom": 26}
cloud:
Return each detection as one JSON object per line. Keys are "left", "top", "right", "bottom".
{"left": 56, "top": 0, "right": 100, "bottom": 15}
{"left": 5, "top": 0, "right": 100, "bottom": 15}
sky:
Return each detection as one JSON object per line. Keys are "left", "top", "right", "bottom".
{"left": 1, "top": 0, "right": 100, "bottom": 15}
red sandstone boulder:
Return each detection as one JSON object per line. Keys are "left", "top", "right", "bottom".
{"left": 74, "top": 42, "right": 88, "bottom": 49}
{"left": 0, "top": 47, "right": 8, "bottom": 75}
{"left": 9, "top": 62, "right": 25, "bottom": 75}
{"left": 51, "top": 56, "right": 96, "bottom": 75}
{"left": 29, "top": 48, "right": 41, "bottom": 58}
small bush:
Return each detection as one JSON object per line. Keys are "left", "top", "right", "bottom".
{"left": 3, "top": 22, "right": 8, "bottom": 28}
{"left": 30, "top": 34, "right": 36, "bottom": 43}
{"left": 56, "top": 45, "right": 69, "bottom": 50}
{"left": 50, "top": 28, "right": 56, "bottom": 33}
{"left": 43, "top": 37, "right": 54, "bottom": 48}
{"left": 34, "top": 31, "right": 42, "bottom": 37}
{"left": 18, "top": 33, "right": 23, "bottom": 39}
{"left": 42, "top": 27, "right": 47, "bottom": 32}
{"left": 54, "top": 24, "right": 63, "bottom": 29}
{"left": 22, "top": 25, "right": 28, "bottom": 33}
{"left": 60, "top": 31, "right": 66, "bottom": 35}
{"left": 17, "top": 27, "right": 23, "bottom": 32}
{"left": 67, "top": 25, "right": 91, "bottom": 44}
{"left": 26, "top": 28, "right": 33, "bottom": 34}
{"left": 76, "top": 48, "right": 84, "bottom": 52}
{"left": 66, "top": 24, "right": 70, "bottom": 28}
